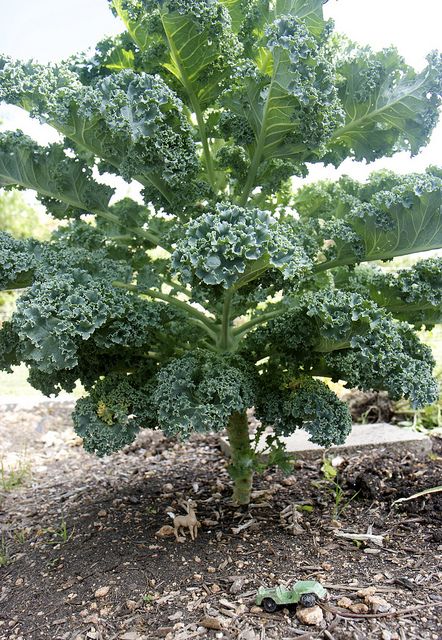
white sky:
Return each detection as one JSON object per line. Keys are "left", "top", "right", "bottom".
{"left": 0, "top": 0, "right": 441, "bottom": 184}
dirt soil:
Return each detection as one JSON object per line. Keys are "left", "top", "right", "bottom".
{"left": 0, "top": 401, "right": 441, "bottom": 640}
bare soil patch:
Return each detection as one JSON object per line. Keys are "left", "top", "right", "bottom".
{"left": 0, "top": 402, "right": 441, "bottom": 640}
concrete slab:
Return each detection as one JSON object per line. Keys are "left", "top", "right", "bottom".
{"left": 220, "top": 422, "right": 432, "bottom": 459}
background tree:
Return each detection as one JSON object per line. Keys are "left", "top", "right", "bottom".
{"left": 0, "top": 189, "right": 49, "bottom": 318}
{"left": 0, "top": 0, "right": 441, "bottom": 504}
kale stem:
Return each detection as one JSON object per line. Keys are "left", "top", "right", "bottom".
{"left": 159, "top": 11, "right": 217, "bottom": 193}
{"left": 112, "top": 281, "right": 217, "bottom": 338}
{"left": 95, "top": 209, "right": 171, "bottom": 253}
{"left": 238, "top": 71, "right": 277, "bottom": 207}
{"left": 219, "top": 288, "right": 235, "bottom": 351}
{"left": 226, "top": 411, "right": 254, "bottom": 505}
{"left": 233, "top": 309, "right": 286, "bottom": 337}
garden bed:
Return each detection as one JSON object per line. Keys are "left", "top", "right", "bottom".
{"left": 0, "top": 401, "right": 441, "bottom": 640}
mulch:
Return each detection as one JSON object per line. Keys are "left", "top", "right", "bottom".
{"left": 0, "top": 401, "right": 441, "bottom": 640}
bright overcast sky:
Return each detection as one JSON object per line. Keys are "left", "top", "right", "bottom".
{"left": 0, "top": 0, "right": 441, "bottom": 185}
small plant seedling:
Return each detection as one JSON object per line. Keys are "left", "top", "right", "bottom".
{"left": 47, "top": 518, "right": 75, "bottom": 545}
{"left": 13, "top": 528, "right": 28, "bottom": 544}
{"left": 0, "top": 534, "right": 9, "bottom": 567}
{"left": 319, "top": 457, "right": 360, "bottom": 519}
{"left": 296, "top": 504, "right": 314, "bottom": 513}
{"left": 0, "top": 458, "right": 31, "bottom": 492}
{"left": 142, "top": 593, "right": 155, "bottom": 604}
{"left": 145, "top": 505, "right": 157, "bottom": 515}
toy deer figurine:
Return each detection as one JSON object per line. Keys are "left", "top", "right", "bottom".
{"left": 173, "top": 500, "right": 200, "bottom": 542}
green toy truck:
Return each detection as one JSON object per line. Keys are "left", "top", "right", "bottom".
{"left": 256, "top": 580, "right": 327, "bottom": 612}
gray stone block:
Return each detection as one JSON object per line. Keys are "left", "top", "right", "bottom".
{"left": 220, "top": 422, "right": 432, "bottom": 459}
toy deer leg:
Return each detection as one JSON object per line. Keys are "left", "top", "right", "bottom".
{"left": 174, "top": 525, "right": 183, "bottom": 541}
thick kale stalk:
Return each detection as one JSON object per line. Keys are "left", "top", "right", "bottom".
{"left": 226, "top": 412, "right": 255, "bottom": 506}
{"left": 0, "top": 0, "right": 442, "bottom": 504}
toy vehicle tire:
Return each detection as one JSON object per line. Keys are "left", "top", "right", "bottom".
{"left": 299, "top": 593, "right": 317, "bottom": 608}
{"left": 262, "top": 598, "right": 277, "bottom": 613}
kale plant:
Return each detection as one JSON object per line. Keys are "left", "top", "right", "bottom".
{"left": 1, "top": 0, "right": 441, "bottom": 504}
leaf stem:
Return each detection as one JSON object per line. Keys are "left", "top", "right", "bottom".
{"left": 233, "top": 308, "right": 285, "bottom": 337}
{"left": 218, "top": 288, "right": 235, "bottom": 351}
{"left": 238, "top": 72, "right": 277, "bottom": 206}
{"left": 95, "top": 210, "right": 171, "bottom": 252}
{"left": 159, "top": 11, "right": 217, "bottom": 192}
{"left": 112, "top": 281, "right": 217, "bottom": 338}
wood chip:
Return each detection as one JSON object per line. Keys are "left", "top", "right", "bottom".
{"left": 94, "top": 586, "right": 110, "bottom": 598}
{"left": 200, "top": 616, "right": 222, "bottom": 630}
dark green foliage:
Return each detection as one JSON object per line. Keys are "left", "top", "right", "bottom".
{"left": 0, "top": 321, "right": 21, "bottom": 372}
{"left": 338, "top": 259, "right": 442, "bottom": 329}
{"left": 0, "top": 0, "right": 441, "bottom": 469}
{"left": 325, "top": 46, "right": 442, "bottom": 164}
{"left": 255, "top": 374, "right": 352, "bottom": 447}
{"left": 152, "top": 351, "right": 256, "bottom": 437}
{"left": 12, "top": 273, "right": 128, "bottom": 372}
{"left": 324, "top": 321, "right": 438, "bottom": 409}
{"left": 295, "top": 170, "right": 442, "bottom": 267}
{"left": 243, "top": 290, "right": 439, "bottom": 410}
{"left": 72, "top": 373, "right": 155, "bottom": 455}
{"left": 0, "top": 232, "right": 38, "bottom": 290}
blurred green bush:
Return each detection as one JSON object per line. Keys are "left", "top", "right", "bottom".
{"left": 0, "top": 189, "right": 52, "bottom": 318}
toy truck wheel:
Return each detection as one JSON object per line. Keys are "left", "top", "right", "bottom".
{"left": 262, "top": 598, "right": 277, "bottom": 613}
{"left": 299, "top": 593, "right": 316, "bottom": 608}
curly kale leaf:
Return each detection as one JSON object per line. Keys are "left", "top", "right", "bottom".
{"left": 26, "top": 339, "right": 158, "bottom": 397}
{"left": 0, "top": 231, "right": 39, "bottom": 290}
{"left": 72, "top": 373, "right": 156, "bottom": 456}
{"left": 295, "top": 170, "right": 442, "bottom": 267}
{"left": 0, "top": 59, "right": 200, "bottom": 213}
{"left": 0, "top": 131, "right": 114, "bottom": 220}
{"left": 91, "top": 296, "right": 198, "bottom": 352}
{"left": 255, "top": 373, "right": 352, "bottom": 447}
{"left": 85, "top": 70, "right": 199, "bottom": 187}
{"left": 338, "top": 259, "right": 442, "bottom": 329}
{"left": 221, "top": 10, "right": 342, "bottom": 171}
{"left": 67, "top": 33, "right": 139, "bottom": 85}
{"left": 325, "top": 47, "right": 442, "bottom": 164}
{"left": 11, "top": 273, "right": 128, "bottom": 373}
{"left": 11, "top": 258, "right": 197, "bottom": 377}
{"left": 110, "top": 0, "right": 241, "bottom": 108}
{"left": 324, "top": 320, "right": 438, "bottom": 408}
{"left": 0, "top": 321, "right": 21, "bottom": 373}
{"left": 151, "top": 351, "right": 256, "bottom": 437}
{"left": 172, "top": 203, "right": 311, "bottom": 288}
{"left": 244, "top": 289, "right": 438, "bottom": 408}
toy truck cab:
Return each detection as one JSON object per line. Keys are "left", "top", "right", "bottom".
{"left": 256, "top": 580, "right": 327, "bottom": 613}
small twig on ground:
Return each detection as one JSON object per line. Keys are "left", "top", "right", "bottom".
{"left": 231, "top": 519, "right": 256, "bottom": 534}
{"left": 333, "top": 530, "right": 384, "bottom": 546}
{"left": 320, "top": 601, "right": 442, "bottom": 620}
{"left": 323, "top": 583, "right": 401, "bottom": 593}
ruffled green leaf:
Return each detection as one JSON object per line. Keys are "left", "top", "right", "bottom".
{"left": 0, "top": 231, "right": 38, "bottom": 290}
{"left": 151, "top": 351, "right": 256, "bottom": 437}
{"left": 255, "top": 373, "right": 352, "bottom": 447}
{"left": 325, "top": 47, "right": 442, "bottom": 164}
{"left": 339, "top": 259, "right": 442, "bottom": 329}
{"left": 172, "top": 203, "right": 312, "bottom": 288}
{"left": 296, "top": 170, "right": 442, "bottom": 267}
{"left": 72, "top": 371, "right": 156, "bottom": 456}
{"left": 0, "top": 131, "right": 114, "bottom": 219}
{"left": 0, "top": 59, "right": 199, "bottom": 211}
